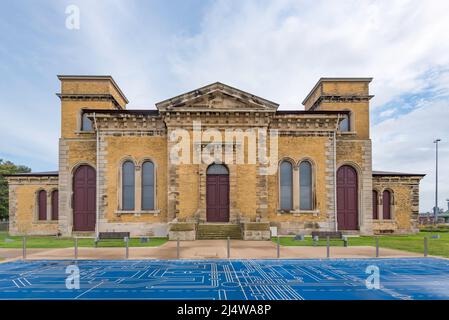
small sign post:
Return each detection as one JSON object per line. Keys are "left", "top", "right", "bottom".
{"left": 326, "top": 236, "right": 330, "bottom": 258}
{"left": 227, "top": 236, "right": 230, "bottom": 259}
{"left": 124, "top": 237, "right": 129, "bottom": 259}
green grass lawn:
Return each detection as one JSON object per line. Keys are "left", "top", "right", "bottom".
{"left": 272, "top": 232, "right": 449, "bottom": 258}
{"left": 0, "top": 232, "right": 167, "bottom": 248}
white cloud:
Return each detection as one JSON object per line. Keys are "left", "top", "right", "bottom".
{"left": 379, "top": 108, "right": 397, "bottom": 118}
{"left": 372, "top": 100, "right": 449, "bottom": 211}
{"left": 169, "top": 0, "right": 449, "bottom": 109}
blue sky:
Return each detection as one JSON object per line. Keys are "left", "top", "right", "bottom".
{"left": 0, "top": 0, "right": 448, "bottom": 211}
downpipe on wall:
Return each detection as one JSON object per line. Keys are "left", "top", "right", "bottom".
{"left": 93, "top": 112, "right": 100, "bottom": 239}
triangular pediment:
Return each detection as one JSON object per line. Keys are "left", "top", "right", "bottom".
{"left": 155, "top": 82, "right": 279, "bottom": 112}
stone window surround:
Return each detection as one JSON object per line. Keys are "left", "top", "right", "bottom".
{"left": 75, "top": 108, "right": 95, "bottom": 134}
{"left": 34, "top": 188, "right": 59, "bottom": 224}
{"left": 372, "top": 188, "right": 396, "bottom": 221}
{"left": 337, "top": 109, "right": 355, "bottom": 134}
{"left": 116, "top": 157, "right": 160, "bottom": 216}
{"left": 195, "top": 162, "right": 240, "bottom": 223}
{"left": 277, "top": 157, "right": 318, "bottom": 215}
{"left": 336, "top": 161, "right": 365, "bottom": 230}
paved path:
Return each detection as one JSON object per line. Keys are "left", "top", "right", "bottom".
{"left": 0, "top": 240, "right": 420, "bottom": 262}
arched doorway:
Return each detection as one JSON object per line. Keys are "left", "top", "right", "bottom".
{"left": 73, "top": 165, "right": 96, "bottom": 231}
{"left": 337, "top": 165, "right": 358, "bottom": 230}
{"left": 206, "top": 164, "right": 229, "bottom": 222}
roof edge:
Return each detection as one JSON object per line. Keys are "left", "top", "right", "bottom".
{"left": 372, "top": 170, "right": 426, "bottom": 177}
{"left": 4, "top": 171, "right": 59, "bottom": 177}
{"left": 57, "top": 75, "right": 129, "bottom": 104}
{"left": 155, "top": 81, "right": 279, "bottom": 109}
{"left": 302, "top": 77, "right": 373, "bottom": 105}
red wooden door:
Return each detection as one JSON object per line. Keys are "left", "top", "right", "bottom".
{"left": 383, "top": 190, "right": 391, "bottom": 219}
{"left": 206, "top": 174, "right": 229, "bottom": 222}
{"left": 73, "top": 165, "right": 96, "bottom": 231}
{"left": 337, "top": 165, "right": 358, "bottom": 230}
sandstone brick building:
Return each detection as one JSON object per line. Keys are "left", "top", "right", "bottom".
{"left": 6, "top": 76, "right": 425, "bottom": 239}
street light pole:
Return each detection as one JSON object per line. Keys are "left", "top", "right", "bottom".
{"left": 434, "top": 139, "right": 441, "bottom": 224}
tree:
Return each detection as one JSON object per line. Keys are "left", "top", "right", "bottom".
{"left": 0, "top": 159, "right": 31, "bottom": 220}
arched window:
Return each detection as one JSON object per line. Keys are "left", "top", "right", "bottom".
{"left": 51, "top": 190, "right": 59, "bottom": 220}
{"left": 280, "top": 161, "right": 293, "bottom": 211}
{"left": 299, "top": 161, "right": 313, "bottom": 210}
{"left": 207, "top": 164, "right": 229, "bottom": 175}
{"left": 38, "top": 190, "right": 47, "bottom": 221}
{"left": 141, "top": 161, "right": 155, "bottom": 210}
{"left": 339, "top": 114, "right": 350, "bottom": 132}
{"left": 82, "top": 113, "right": 93, "bottom": 131}
{"left": 372, "top": 190, "right": 378, "bottom": 219}
{"left": 122, "top": 161, "right": 135, "bottom": 210}
{"left": 383, "top": 190, "right": 392, "bottom": 219}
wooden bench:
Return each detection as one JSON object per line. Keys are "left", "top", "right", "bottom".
{"left": 94, "top": 232, "right": 130, "bottom": 246}
{"left": 311, "top": 231, "right": 349, "bottom": 247}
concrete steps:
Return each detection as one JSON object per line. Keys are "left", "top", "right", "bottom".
{"left": 197, "top": 224, "right": 242, "bottom": 240}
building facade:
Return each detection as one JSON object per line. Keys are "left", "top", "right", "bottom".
{"left": 6, "top": 76, "right": 425, "bottom": 239}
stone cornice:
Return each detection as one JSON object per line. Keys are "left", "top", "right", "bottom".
{"left": 271, "top": 114, "right": 341, "bottom": 131}
{"left": 7, "top": 176, "right": 59, "bottom": 185}
{"left": 310, "top": 95, "right": 374, "bottom": 110}
{"left": 56, "top": 93, "right": 123, "bottom": 109}
{"left": 89, "top": 112, "right": 166, "bottom": 133}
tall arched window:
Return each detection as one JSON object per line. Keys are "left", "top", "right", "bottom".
{"left": 51, "top": 190, "right": 59, "bottom": 220}
{"left": 141, "top": 161, "right": 155, "bottom": 210}
{"left": 383, "top": 190, "right": 392, "bottom": 219}
{"left": 38, "top": 190, "right": 47, "bottom": 221}
{"left": 82, "top": 113, "right": 93, "bottom": 131}
{"left": 280, "top": 161, "right": 293, "bottom": 211}
{"left": 372, "top": 190, "right": 378, "bottom": 219}
{"left": 299, "top": 161, "right": 313, "bottom": 210}
{"left": 122, "top": 161, "right": 135, "bottom": 210}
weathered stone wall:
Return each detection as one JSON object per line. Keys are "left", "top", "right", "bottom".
{"left": 96, "top": 134, "right": 168, "bottom": 236}
{"left": 372, "top": 175, "right": 423, "bottom": 234}
{"left": 267, "top": 133, "right": 337, "bottom": 235}
{"left": 7, "top": 177, "right": 59, "bottom": 236}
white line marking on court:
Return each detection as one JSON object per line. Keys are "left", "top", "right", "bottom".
{"left": 75, "top": 281, "right": 104, "bottom": 299}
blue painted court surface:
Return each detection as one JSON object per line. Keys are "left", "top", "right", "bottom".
{"left": 0, "top": 258, "right": 449, "bottom": 300}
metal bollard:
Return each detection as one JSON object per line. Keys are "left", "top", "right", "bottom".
{"left": 375, "top": 237, "right": 379, "bottom": 258}
{"left": 277, "top": 236, "right": 280, "bottom": 258}
{"left": 22, "top": 236, "right": 26, "bottom": 260}
{"left": 424, "top": 237, "right": 428, "bottom": 257}
{"left": 227, "top": 236, "right": 230, "bottom": 259}
{"left": 124, "top": 237, "right": 129, "bottom": 259}
{"left": 74, "top": 237, "right": 78, "bottom": 261}
{"left": 313, "top": 236, "right": 319, "bottom": 246}
{"left": 177, "top": 238, "right": 180, "bottom": 259}
{"left": 326, "top": 236, "right": 330, "bottom": 258}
